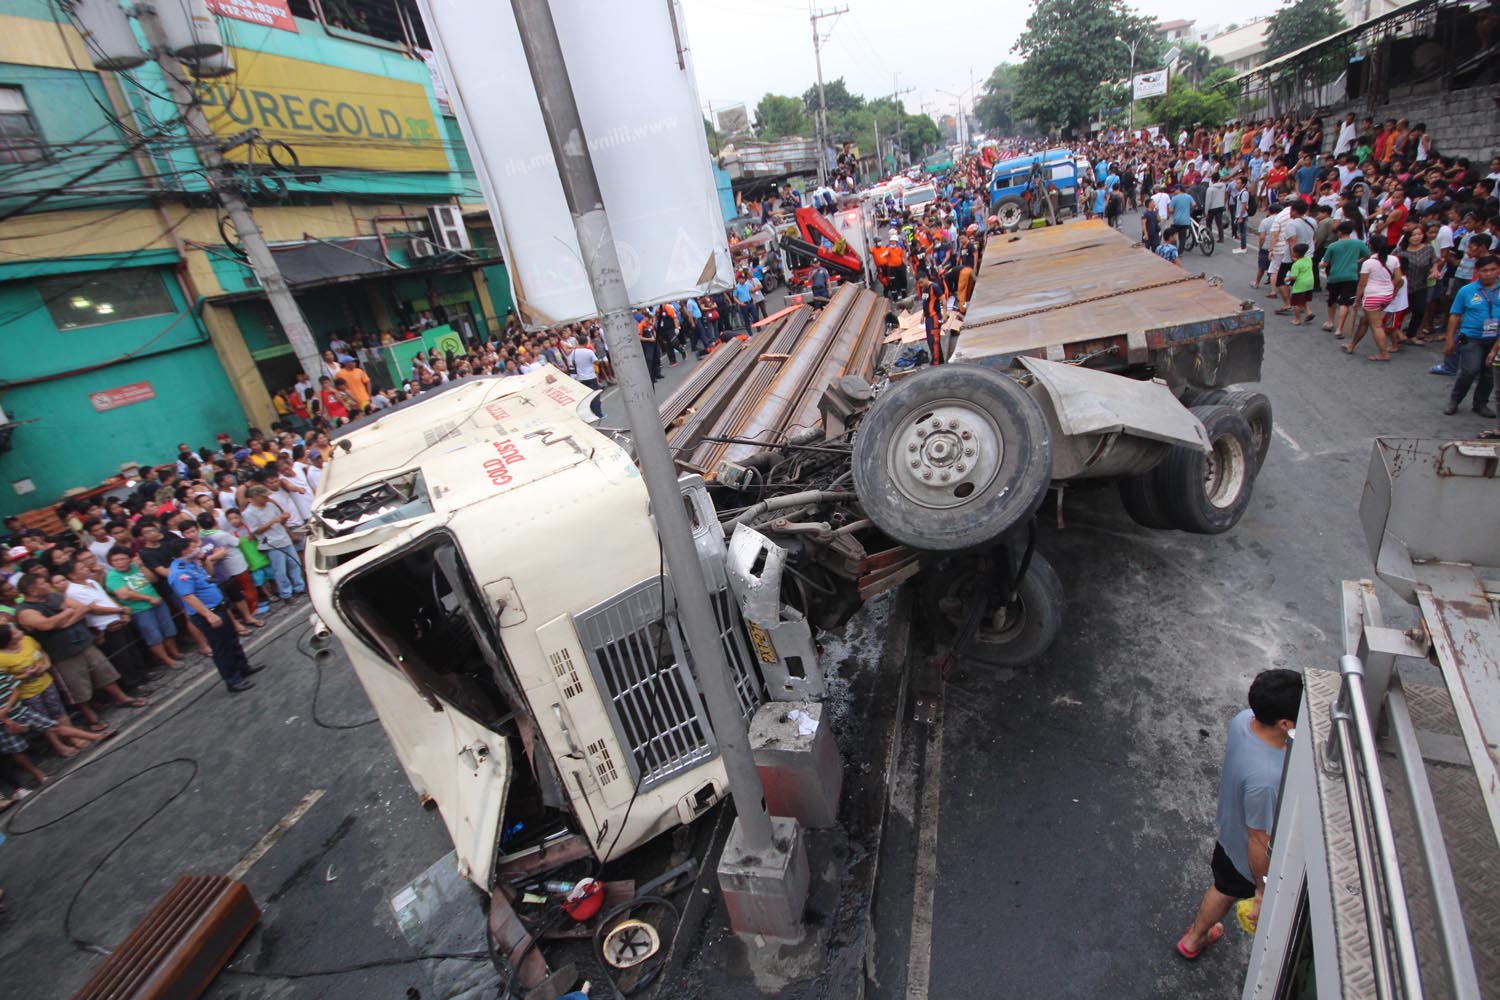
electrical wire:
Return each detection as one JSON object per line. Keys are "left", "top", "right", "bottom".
{"left": 0, "top": 623, "right": 491, "bottom": 982}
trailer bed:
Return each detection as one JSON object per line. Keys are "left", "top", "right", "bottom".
{"left": 954, "top": 221, "right": 1264, "bottom": 390}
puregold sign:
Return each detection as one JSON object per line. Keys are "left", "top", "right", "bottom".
{"left": 195, "top": 49, "right": 449, "bottom": 172}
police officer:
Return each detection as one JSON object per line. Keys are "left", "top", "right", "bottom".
{"left": 169, "top": 539, "right": 260, "bottom": 693}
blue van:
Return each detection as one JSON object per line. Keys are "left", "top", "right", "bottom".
{"left": 988, "top": 148, "right": 1079, "bottom": 229}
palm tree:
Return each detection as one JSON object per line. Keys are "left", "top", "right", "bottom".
{"left": 1178, "top": 42, "right": 1222, "bottom": 88}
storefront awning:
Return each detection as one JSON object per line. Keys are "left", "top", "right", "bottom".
{"left": 271, "top": 237, "right": 395, "bottom": 285}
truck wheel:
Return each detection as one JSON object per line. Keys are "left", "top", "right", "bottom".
{"left": 994, "top": 197, "right": 1026, "bottom": 231}
{"left": 853, "top": 365, "right": 1051, "bottom": 553}
{"left": 1178, "top": 387, "right": 1228, "bottom": 407}
{"left": 1118, "top": 469, "right": 1173, "bottom": 529}
{"left": 1160, "top": 404, "right": 1258, "bottom": 534}
{"left": 1215, "top": 390, "right": 1273, "bottom": 469}
{"left": 923, "top": 550, "right": 1065, "bottom": 667}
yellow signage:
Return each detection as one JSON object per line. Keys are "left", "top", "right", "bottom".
{"left": 194, "top": 48, "right": 448, "bottom": 172}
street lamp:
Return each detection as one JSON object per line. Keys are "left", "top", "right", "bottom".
{"left": 1115, "top": 34, "right": 1144, "bottom": 133}
{"left": 936, "top": 82, "right": 980, "bottom": 149}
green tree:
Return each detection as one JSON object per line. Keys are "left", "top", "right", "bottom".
{"left": 975, "top": 63, "right": 1019, "bottom": 133}
{"left": 1200, "top": 66, "right": 1238, "bottom": 96}
{"left": 754, "top": 93, "right": 809, "bottom": 139}
{"left": 703, "top": 117, "right": 720, "bottom": 155}
{"left": 1263, "top": 0, "right": 1349, "bottom": 86}
{"left": 1177, "top": 41, "right": 1223, "bottom": 87}
{"left": 1152, "top": 84, "right": 1235, "bottom": 134}
{"left": 1012, "top": 0, "right": 1164, "bottom": 133}
{"left": 901, "top": 113, "right": 941, "bottom": 157}
{"left": 801, "top": 77, "right": 865, "bottom": 115}
{"left": 1092, "top": 81, "right": 1132, "bottom": 125}
{"left": 1263, "top": 0, "right": 1347, "bottom": 58}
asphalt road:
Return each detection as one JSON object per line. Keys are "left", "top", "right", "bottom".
{"left": 870, "top": 219, "right": 1493, "bottom": 1000}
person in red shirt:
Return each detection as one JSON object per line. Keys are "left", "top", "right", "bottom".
{"left": 1383, "top": 187, "right": 1409, "bottom": 248}
{"left": 317, "top": 375, "right": 349, "bottom": 425}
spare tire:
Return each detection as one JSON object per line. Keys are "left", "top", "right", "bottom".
{"left": 853, "top": 365, "right": 1051, "bottom": 552}
{"left": 1159, "top": 404, "right": 1258, "bottom": 534}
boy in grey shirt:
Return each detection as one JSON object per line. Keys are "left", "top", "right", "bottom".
{"left": 1177, "top": 668, "right": 1303, "bottom": 958}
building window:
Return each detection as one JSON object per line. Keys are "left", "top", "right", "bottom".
{"left": 37, "top": 269, "right": 176, "bottom": 331}
{"left": 0, "top": 86, "right": 45, "bottom": 165}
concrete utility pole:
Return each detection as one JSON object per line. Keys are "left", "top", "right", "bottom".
{"left": 892, "top": 76, "right": 914, "bottom": 168}
{"left": 809, "top": 5, "right": 847, "bottom": 185}
{"left": 134, "top": 8, "right": 324, "bottom": 386}
{"left": 506, "top": 0, "right": 779, "bottom": 856}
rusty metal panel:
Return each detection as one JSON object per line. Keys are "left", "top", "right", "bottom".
{"left": 71, "top": 875, "right": 260, "bottom": 1000}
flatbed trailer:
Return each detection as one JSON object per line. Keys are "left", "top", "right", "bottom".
{"left": 955, "top": 220, "right": 1264, "bottom": 391}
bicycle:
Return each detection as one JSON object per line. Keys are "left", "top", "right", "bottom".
{"left": 1180, "top": 214, "right": 1216, "bottom": 257}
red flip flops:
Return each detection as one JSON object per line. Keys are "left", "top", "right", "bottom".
{"left": 1176, "top": 922, "right": 1225, "bottom": 959}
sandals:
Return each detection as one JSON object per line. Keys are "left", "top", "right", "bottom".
{"left": 86, "top": 721, "right": 110, "bottom": 733}
{"left": 119, "top": 697, "right": 148, "bottom": 709}
{"left": 1177, "top": 922, "right": 1225, "bottom": 959}
{"left": 1340, "top": 344, "right": 1354, "bottom": 354}
{"left": 1477, "top": 428, "right": 1500, "bottom": 440}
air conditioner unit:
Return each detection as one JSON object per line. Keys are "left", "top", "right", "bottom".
{"left": 427, "top": 205, "right": 471, "bottom": 252}
{"left": 409, "top": 237, "right": 440, "bottom": 259}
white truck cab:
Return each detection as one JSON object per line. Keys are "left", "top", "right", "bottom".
{"left": 304, "top": 372, "right": 788, "bottom": 888}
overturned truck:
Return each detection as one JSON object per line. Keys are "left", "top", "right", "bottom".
{"left": 304, "top": 220, "right": 1269, "bottom": 889}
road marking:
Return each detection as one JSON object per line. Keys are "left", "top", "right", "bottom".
{"left": 905, "top": 699, "right": 944, "bottom": 1000}
{"left": 1273, "top": 424, "right": 1306, "bottom": 457}
{"left": 226, "top": 788, "right": 326, "bottom": 882}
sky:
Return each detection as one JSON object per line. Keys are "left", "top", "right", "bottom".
{"left": 679, "top": 0, "right": 1287, "bottom": 126}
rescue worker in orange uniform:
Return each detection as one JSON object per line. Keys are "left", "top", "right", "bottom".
{"left": 919, "top": 271, "right": 946, "bottom": 365}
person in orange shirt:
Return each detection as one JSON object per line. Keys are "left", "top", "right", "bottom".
{"left": 337, "top": 357, "right": 372, "bottom": 413}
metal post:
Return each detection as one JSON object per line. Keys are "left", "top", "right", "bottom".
{"left": 135, "top": 9, "right": 325, "bottom": 387}
{"left": 809, "top": 6, "right": 847, "bottom": 187}
{"left": 507, "top": 0, "right": 775, "bottom": 854}
{"left": 811, "top": 13, "right": 827, "bottom": 185}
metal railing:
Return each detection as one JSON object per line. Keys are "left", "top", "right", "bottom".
{"left": 1325, "top": 653, "right": 1481, "bottom": 1000}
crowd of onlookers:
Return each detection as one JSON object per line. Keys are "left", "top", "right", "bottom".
{"left": 1075, "top": 112, "right": 1500, "bottom": 433}
{"left": 0, "top": 427, "right": 332, "bottom": 805}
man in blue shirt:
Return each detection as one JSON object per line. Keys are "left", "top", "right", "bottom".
{"left": 1168, "top": 186, "right": 1195, "bottom": 244}
{"left": 1443, "top": 254, "right": 1500, "bottom": 418}
{"left": 733, "top": 274, "right": 755, "bottom": 331}
{"left": 809, "top": 263, "right": 831, "bottom": 302}
{"left": 170, "top": 540, "right": 260, "bottom": 692}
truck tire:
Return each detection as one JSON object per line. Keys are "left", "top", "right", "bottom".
{"left": 1215, "top": 390, "right": 1273, "bottom": 469}
{"left": 1160, "top": 404, "right": 1258, "bottom": 534}
{"left": 1118, "top": 469, "right": 1173, "bottom": 529}
{"left": 853, "top": 365, "right": 1051, "bottom": 553}
{"left": 994, "top": 197, "right": 1026, "bottom": 231}
{"left": 1178, "top": 387, "right": 1228, "bottom": 407}
{"left": 923, "top": 550, "right": 1065, "bottom": 667}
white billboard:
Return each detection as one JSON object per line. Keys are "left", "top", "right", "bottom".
{"left": 1133, "top": 69, "right": 1170, "bottom": 100}
{"left": 413, "top": 0, "right": 732, "bottom": 329}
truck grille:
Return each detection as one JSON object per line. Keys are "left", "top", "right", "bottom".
{"left": 573, "top": 578, "right": 766, "bottom": 791}
{"left": 574, "top": 579, "right": 716, "bottom": 790}
{"left": 708, "top": 587, "right": 764, "bottom": 720}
